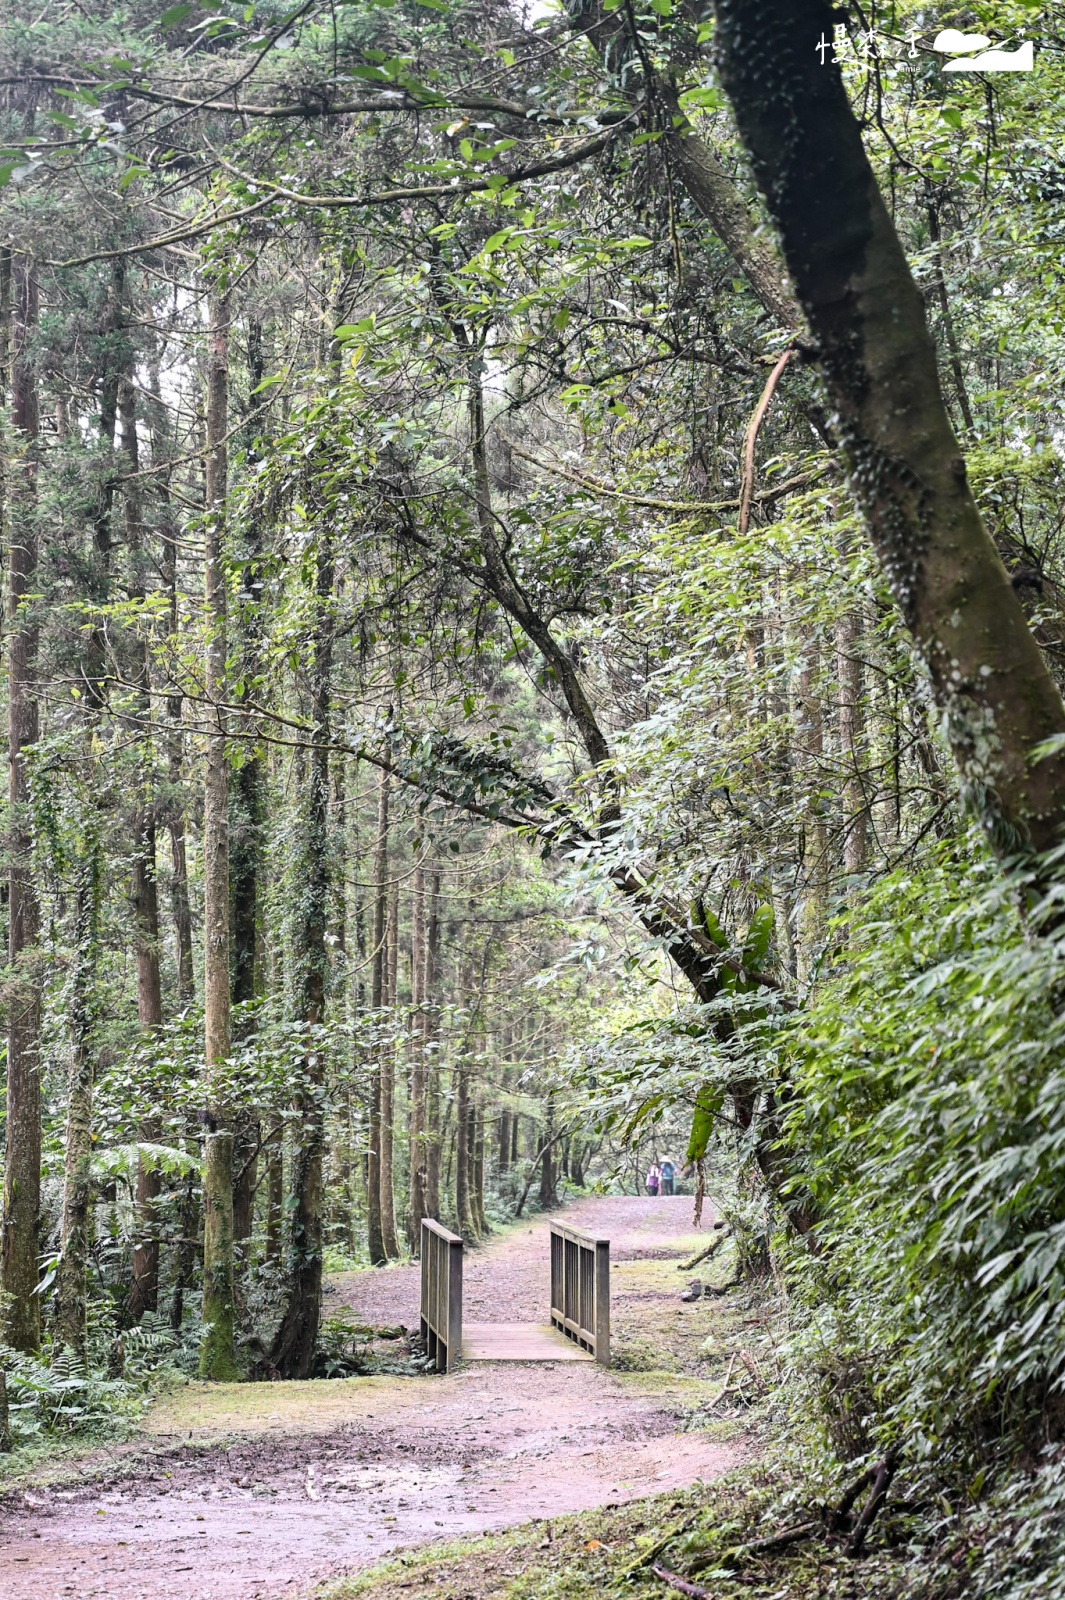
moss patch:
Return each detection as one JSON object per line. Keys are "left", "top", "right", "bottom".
{"left": 319, "top": 1461, "right": 923, "bottom": 1600}
{"left": 143, "top": 1372, "right": 430, "bottom": 1441}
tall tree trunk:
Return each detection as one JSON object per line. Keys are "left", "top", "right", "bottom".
{"left": 199, "top": 290, "right": 238, "bottom": 1381}
{"left": 380, "top": 875, "right": 400, "bottom": 1259}
{"left": 229, "top": 469, "right": 265, "bottom": 1263}
{"left": 151, "top": 398, "right": 195, "bottom": 1009}
{"left": 263, "top": 1122, "right": 283, "bottom": 1261}
{"left": 711, "top": 0, "right": 1065, "bottom": 860}
{"left": 408, "top": 859, "right": 427, "bottom": 1250}
{"left": 424, "top": 865, "right": 442, "bottom": 1220}
{"left": 837, "top": 604, "right": 868, "bottom": 876}
{"left": 1, "top": 251, "right": 42, "bottom": 1352}
{"left": 122, "top": 372, "right": 166, "bottom": 1323}
{"left": 455, "top": 1064, "right": 473, "bottom": 1237}
{"left": 55, "top": 265, "right": 122, "bottom": 1357}
{"left": 54, "top": 794, "right": 102, "bottom": 1360}
{"left": 366, "top": 767, "right": 389, "bottom": 1265}
{"left": 169, "top": 1165, "right": 200, "bottom": 1332}
{"left": 472, "top": 1102, "right": 487, "bottom": 1236}
{"left": 270, "top": 535, "right": 333, "bottom": 1378}
{"left": 795, "top": 640, "right": 828, "bottom": 980}
{"left": 539, "top": 1097, "right": 557, "bottom": 1212}
{"left": 496, "top": 1055, "right": 512, "bottom": 1178}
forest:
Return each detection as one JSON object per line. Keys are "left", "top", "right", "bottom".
{"left": 1, "top": 0, "right": 1064, "bottom": 1597}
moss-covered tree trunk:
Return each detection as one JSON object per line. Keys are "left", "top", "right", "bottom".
{"left": 424, "top": 864, "right": 442, "bottom": 1221}
{"left": 54, "top": 264, "right": 122, "bottom": 1359}
{"left": 408, "top": 859, "right": 427, "bottom": 1250}
{"left": 837, "top": 604, "right": 868, "bottom": 876}
{"left": 1, "top": 251, "right": 42, "bottom": 1353}
{"left": 230, "top": 332, "right": 266, "bottom": 1260}
{"left": 54, "top": 838, "right": 101, "bottom": 1360}
{"left": 150, "top": 370, "right": 195, "bottom": 1009}
{"left": 270, "top": 533, "right": 333, "bottom": 1379}
{"left": 122, "top": 371, "right": 166, "bottom": 1324}
{"left": 200, "top": 289, "right": 238, "bottom": 1381}
{"left": 380, "top": 874, "right": 400, "bottom": 1260}
{"left": 711, "top": 0, "right": 1065, "bottom": 860}
{"left": 366, "top": 767, "right": 389, "bottom": 1265}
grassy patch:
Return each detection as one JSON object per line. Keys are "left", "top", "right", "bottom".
{"left": 143, "top": 1371, "right": 431, "bottom": 1440}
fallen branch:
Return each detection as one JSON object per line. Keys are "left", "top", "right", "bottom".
{"left": 738, "top": 1520, "right": 817, "bottom": 1556}
{"left": 829, "top": 1459, "right": 880, "bottom": 1531}
{"left": 706, "top": 1351, "right": 738, "bottom": 1409}
{"left": 737, "top": 1349, "right": 767, "bottom": 1390}
{"left": 679, "top": 1223, "right": 730, "bottom": 1271}
{"left": 624, "top": 1516, "right": 698, "bottom": 1577}
{"left": 651, "top": 1563, "right": 711, "bottom": 1598}
{"left": 845, "top": 1451, "right": 900, "bottom": 1558}
{"left": 690, "top": 1519, "right": 817, "bottom": 1577}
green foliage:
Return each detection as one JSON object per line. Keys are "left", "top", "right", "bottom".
{"left": 0, "top": 1312, "right": 189, "bottom": 1449}
{"left": 775, "top": 840, "right": 1065, "bottom": 1463}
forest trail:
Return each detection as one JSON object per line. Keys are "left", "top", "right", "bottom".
{"left": 0, "top": 1197, "right": 741, "bottom": 1600}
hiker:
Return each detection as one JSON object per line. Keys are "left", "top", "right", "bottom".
{"left": 660, "top": 1157, "right": 676, "bottom": 1196}
{"left": 646, "top": 1161, "right": 661, "bottom": 1197}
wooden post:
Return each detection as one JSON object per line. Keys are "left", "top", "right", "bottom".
{"left": 447, "top": 1232, "right": 463, "bottom": 1369}
{"left": 420, "top": 1218, "right": 464, "bottom": 1372}
{"left": 595, "top": 1238, "right": 610, "bottom": 1366}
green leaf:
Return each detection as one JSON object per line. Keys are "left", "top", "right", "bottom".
{"left": 686, "top": 1084, "right": 724, "bottom": 1163}
{"left": 159, "top": 3, "right": 193, "bottom": 29}
{"left": 742, "top": 903, "right": 774, "bottom": 973}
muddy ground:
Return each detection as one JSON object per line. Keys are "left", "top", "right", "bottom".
{"left": 0, "top": 1196, "right": 745, "bottom": 1600}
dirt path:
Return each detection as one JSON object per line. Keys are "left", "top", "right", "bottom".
{"left": 0, "top": 1197, "right": 741, "bottom": 1600}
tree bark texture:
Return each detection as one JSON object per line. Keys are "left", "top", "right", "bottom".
{"left": 122, "top": 372, "right": 165, "bottom": 1323}
{"left": 424, "top": 866, "right": 442, "bottom": 1220}
{"left": 200, "top": 1131, "right": 239, "bottom": 1378}
{"left": 408, "top": 859, "right": 427, "bottom": 1249}
{"left": 270, "top": 533, "right": 333, "bottom": 1378}
{"left": 169, "top": 1168, "right": 200, "bottom": 1332}
{"left": 366, "top": 766, "right": 389, "bottom": 1265}
{"left": 712, "top": 0, "right": 1065, "bottom": 859}
{"left": 200, "top": 290, "right": 236, "bottom": 1379}
{"left": 837, "top": 605, "right": 868, "bottom": 875}
{"left": 157, "top": 468, "right": 195, "bottom": 1006}
{"left": 796, "top": 640, "right": 828, "bottom": 978}
{"left": 379, "top": 875, "right": 400, "bottom": 1260}
{"left": 455, "top": 1064, "right": 473, "bottom": 1237}
{"left": 55, "top": 268, "right": 122, "bottom": 1358}
{"left": 2, "top": 252, "right": 42, "bottom": 1352}
{"left": 54, "top": 849, "right": 100, "bottom": 1359}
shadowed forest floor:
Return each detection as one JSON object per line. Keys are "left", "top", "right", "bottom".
{"left": 0, "top": 1197, "right": 751, "bottom": 1599}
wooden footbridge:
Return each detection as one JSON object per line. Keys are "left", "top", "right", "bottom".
{"left": 419, "top": 1218, "right": 610, "bottom": 1371}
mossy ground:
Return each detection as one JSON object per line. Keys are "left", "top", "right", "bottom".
{"left": 319, "top": 1463, "right": 918, "bottom": 1600}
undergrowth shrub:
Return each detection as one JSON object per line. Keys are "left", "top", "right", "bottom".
{"left": 0, "top": 1307, "right": 199, "bottom": 1452}
{"left": 770, "top": 839, "right": 1065, "bottom": 1474}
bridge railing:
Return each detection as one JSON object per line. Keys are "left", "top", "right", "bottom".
{"left": 549, "top": 1221, "right": 610, "bottom": 1365}
{"left": 420, "top": 1218, "right": 463, "bottom": 1372}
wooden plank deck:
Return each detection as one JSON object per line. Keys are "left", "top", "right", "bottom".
{"left": 461, "top": 1322, "right": 594, "bottom": 1362}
